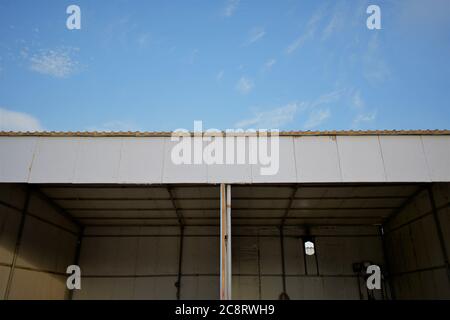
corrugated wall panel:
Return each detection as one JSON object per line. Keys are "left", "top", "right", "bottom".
{"left": 385, "top": 183, "right": 450, "bottom": 299}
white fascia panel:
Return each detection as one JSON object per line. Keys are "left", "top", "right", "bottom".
{"left": 162, "top": 137, "right": 208, "bottom": 183}
{"left": 295, "top": 136, "right": 342, "bottom": 182}
{"left": 74, "top": 138, "right": 122, "bottom": 183}
{"left": 118, "top": 137, "right": 165, "bottom": 183}
{"left": 251, "top": 137, "right": 297, "bottom": 183}
{"left": 421, "top": 136, "right": 450, "bottom": 181}
{"left": 29, "top": 137, "right": 80, "bottom": 183}
{"left": 379, "top": 136, "right": 431, "bottom": 182}
{"left": 337, "top": 136, "right": 386, "bottom": 182}
{"left": 0, "top": 137, "right": 37, "bottom": 182}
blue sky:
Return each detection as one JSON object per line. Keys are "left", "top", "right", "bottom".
{"left": 0, "top": 0, "right": 449, "bottom": 132}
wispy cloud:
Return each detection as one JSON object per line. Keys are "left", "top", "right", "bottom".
{"left": 186, "top": 49, "right": 199, "bottom": 65}
{"left": 286, "top": 6, "right": 326, "bottom": 54}
{"left": 363, "top": 34, "right": 390, "bottom": 84}
{"left": 236, "top": 76, "right": 254, "bottom": 94}
{"left": 137, "top": 33, "right": 151, "bottom": 47}
{"left": 0, "top": 107, "right": 44, "bottom": 131}
{"left": 352, "top": 90, "right": 365, "bottom": 109}
{"left": 235, "top": 103, "right": 300, "bottom": 128}
{"left": 216, "top": 70, "right": 224, "bottom": 81}
{"left": 245, "top": 27, "right": 266, "bottom": 45}
{"left": 304, "top": 108, "right": 330, "bottom": 129}
{"left": 300, "top": 89, "right": 346, "bottom": 129}
{"left": 29, "top": 47, "right": 80, "bottom": 78}
{"left": 223, "top": 0, "right": 240, "bottom": 17}
{"left": 322, "top": 7, "right": 344, "bottom": 40}
{"left": 263, "top": 58, "right": 276, "bottom": 71}
{"left": 353, "top": 111, "right": 377, "bottom": 127}
{"left": 309, "top": 89, "right": 347, "bottom": 109}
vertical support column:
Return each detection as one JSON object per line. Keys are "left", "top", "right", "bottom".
{"left": 5, "top": 186, "right": 32, "bottom": 300}
{"left": 226, "top": 185, "right": 232, "bottom": 299}
{"left": 220, "top": 184, "right": 232, "bottom": 300}
{"left": 427, "top": 185, "right": 450, "bottom": 284}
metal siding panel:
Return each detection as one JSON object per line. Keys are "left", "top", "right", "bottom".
{"left": 182, "top": 237, "right": 218, "bottom": 274}
{"left": 9, "top": 269, "right": 67, "bottom": 300}
{"left": 73, "top": 278, "right": 113, "bottom": 299}
{"left": 0, "top": 205, "right": 21, "bottom": 265}
{"left": 232, "top": 276, "right": 259, "bottom": 299}
{"left": 337, "top": 136, "right": 386, "bottom": 182}
{"left": 135, "top": 237, "right": 179, "bottom": 275}
{"left": 27, "top": 193, "right": 79, "bottom": 233}
{"left": 74, "top": 138, "right": 122, "bottom": 183}
{"left": 28, "top": 138, "right": 79, "bottom": 183}
{"left": 252, "top": 137, "right": 297, "bottom": 183}
{"left": 118, "top": 138, "right": 165, "bottom": 183}
{"left": 0, "top": 137, "right": 37, "bottom": 182}
{"left": 232, "top": 237, "right": 258, "bottom": 275}
{"left": 180, "top": 276, "right": 219, "bottom": 299}
{"left": 162, "top": 137, "right": 208, "bottom": 183}
{"left": 0, "top": 265, "right": 10, "bottom": 299}
{"left": 380, "top": 136, "right": 430, "bottom": 182}
{"left": 422, "top": 136, "right": 450, "bottom": 181}
{"left": 207, "top": 136, "right": 252, "bottom": 183}
{"left": 79, "top": 237, "right": 119, "bottom": 276}
{"left": 261, "top": 276, "right": 282, "bottom": 299}
{"left": 17, "top": 217, "right": 77, "bottom": 273}
{"left": 134, "top": 277, "right": 177, "bottom": 299}
{"left": 259, "top": 237, "right": 281, "bottom": 274}
{"left": 284, "top": 237, "right": 305, "bottom": 275}
{"left": 295, "top": 136, "right": 342, "bottom": 182}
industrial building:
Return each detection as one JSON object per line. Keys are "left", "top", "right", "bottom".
{"left": 0, "top": 130, "right": 449, "bottom": 300}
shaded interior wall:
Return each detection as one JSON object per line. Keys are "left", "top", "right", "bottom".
{"left": 0, "top": 184, "right": 79, "bottom": 300}
{"left": 232, "top": 226, "right": 386, "bottom": 300}
{"left": 74, "top": 224, "right": 385, "bottom": 300}
{"left": 73, "top": 226, "right": 219, "bottom": 300}
{"left": 384, "top": 183, "right": 450, "bottom": 299}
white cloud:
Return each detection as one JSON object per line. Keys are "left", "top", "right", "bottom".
{"left": 322, "top": 9, "right": 344, "bottom": 40}
{"left": 264, "top": 58, "right": 276, "bottom": 70}
{"left": 246, "top": 27, "right": 265, "bottom": 45}
{"left": 303, "top": 109, "right": 330, "bottom": 129}
{"left": 235, "top": 103, "right": 300, "bottom": 129}
{"left": 30, "top": 47, "right": 79, "bottom": 78}
{"left": 352, "top": 90, "right": 365, "bottom": 109}
{"left": 353, "top": 111, "right": 377, "bottom": 127}
{"left": 309, "top": 89, "right": 346, "bottom": 109}
{"left": 0, "top": 107, "right": 44, "bottom": 131}
{"left": 223, "top": 0, "right": 240, "bottom": 17}
{"left": 363, "top": 34, "right": 390, "bottom": 83}
{"left": 236, "top": 76, "right": 254, "bottom": 94}
{"left": 286, "top": 7, "right": 325, "bottom": 54}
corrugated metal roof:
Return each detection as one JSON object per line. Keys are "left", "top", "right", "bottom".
{"left": 0, "top": 130, "right": 450, "bottom": 137}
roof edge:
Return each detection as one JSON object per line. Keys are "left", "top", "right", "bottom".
{"left": 0, "top": 130, "right": 450, "bottom": 137}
